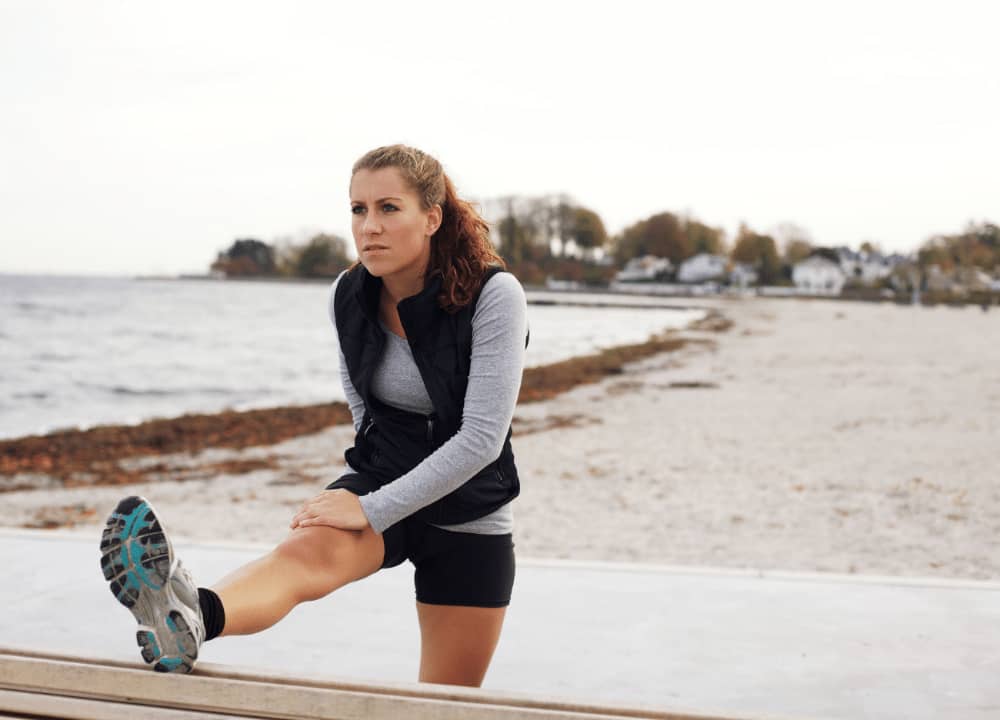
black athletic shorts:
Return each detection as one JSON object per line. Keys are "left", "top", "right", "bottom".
{"left": 326, "top": 473, "right": 515, "bottom": 608}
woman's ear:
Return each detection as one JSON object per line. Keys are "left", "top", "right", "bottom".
{"left": 426, "top": 204, "right": 443, "bottom": 237}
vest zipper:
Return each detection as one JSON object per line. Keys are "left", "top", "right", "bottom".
{"left": 362, "top": 418, "right": 380, "bottom": 466}
{"left": 425, "top": 416, "right": 435, "bottom": 444}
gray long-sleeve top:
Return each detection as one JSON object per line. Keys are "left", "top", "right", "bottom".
{"left": 327, "top": 270, "right": 528, "bottom": 534}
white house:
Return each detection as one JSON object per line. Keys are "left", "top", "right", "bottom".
{"left": 730, "top": 262, "right": 759, "bottom": 288}
{"left": 615, "top": 255, "right": 673, "bottom": 282}
{"left": 835, "top": 246, "right": 897, "bottom": 286}
{"left": 792, "top": 256, "right": 846, "bottom": 295}
{"left": 559, "top": 239, "right": 611, "bottom": 264}
{"left": 677, "top": 253, "right": 727, "bottom": 283}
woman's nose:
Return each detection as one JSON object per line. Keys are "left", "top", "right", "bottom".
{"left": 363, "top": 214, "right": 382, "bottom": 234}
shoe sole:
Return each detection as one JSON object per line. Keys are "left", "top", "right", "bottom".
{"left": 100, "top": 496, "right": 199, "bottom": 673}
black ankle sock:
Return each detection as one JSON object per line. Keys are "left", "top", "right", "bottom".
{"left": 198, "top": 587, "right": 226, "bottom": 642}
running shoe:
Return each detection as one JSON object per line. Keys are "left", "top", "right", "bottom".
{"left": 99, "top": 495, "right": 205, "bottom": 673}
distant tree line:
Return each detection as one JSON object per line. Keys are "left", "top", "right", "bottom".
{"left": 916, "top": 221, "right": 1000, "bottom": 272}
{"left": 474, "top": 194, "right": 613, "bottom": 286}
{"left": 209, "top": 200, "right": 998, "bottom": 289}
{"left": 211, "top": 234, "right": 352, "bottom": 279}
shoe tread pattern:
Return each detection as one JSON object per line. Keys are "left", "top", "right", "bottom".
{"left": 100, "top": 495, "right": 199, "bottom": 673}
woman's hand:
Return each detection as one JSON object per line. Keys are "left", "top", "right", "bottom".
{"left": 290, "top": 489, "right": 370, "bottom": 532}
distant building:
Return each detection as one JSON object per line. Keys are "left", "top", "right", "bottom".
{"left": 677, "top": 253, "right": 727, "bottom": 284}
{"left": 792, "top": 255, "right": 846, "bottom": 295}
{"left": 833, "top": 246, "right": 898, "bottom": 286}
{"left": 615, "top": 255, "right": 673, "bottom": 282}
{"left": 561, "top": 239, "right": 610, "bottom": 264}
{"left": 730, "top": 263, "right": 758, "bottom": 288}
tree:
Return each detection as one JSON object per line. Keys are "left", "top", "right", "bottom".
{"left": 783, "top": 239, "right": 813, "bottom": 265}
{"left": 859, "top": 240, "right": 879, "bottom": 255}
{"left": 771, "top": 222, "right": 813, "bottom": 265}
{"left": 966, "top": 221, "right": 1000, "bottom": 254}
{"left": 547, "top": 194, "right": 575, "bottom": 257}
{"left": 731, "top": 224, "right": 782, "bottom": 285}
{"left": 954, "top": 222, "right": 999, "bottom": 268}
{"left": 684, "top": 219, "right": 725, "bottom": 255}
{"left": 570, "top": 206, "right": 608, "bottom": 250}
{"left": 211, "top": 238, "right": 277, "bottom": 276}
{"left": 496, "top": 196, "right": 539, "bottom": 265}
{"left": 917, "top": 220, "right": 1000, "bottom": 271}
{"left": 613, "top": 212, "right": 692, "bottom": 265}
{"left": 293, "top": 233, "right": 352, "bottom": 278}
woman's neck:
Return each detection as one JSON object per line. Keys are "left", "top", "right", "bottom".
{"left": 382, "top": 268, "right": 424, "bottom": 307}
{"left": 380, "top": 271, "right": 426, "bottom": 305}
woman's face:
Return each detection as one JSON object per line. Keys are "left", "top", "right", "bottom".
{"left": 350, "top": 167, "right": 441, "bottom": 286}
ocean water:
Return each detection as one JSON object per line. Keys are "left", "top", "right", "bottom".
{"left": 0, "top": 274, "right": 703, "bottom": 439}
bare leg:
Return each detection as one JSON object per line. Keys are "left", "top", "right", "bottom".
{"left": 416, "top": 602, "right": 507, "bottom": 686}
{"left": 212, "top": 525, "right": 385, "bottom": 637}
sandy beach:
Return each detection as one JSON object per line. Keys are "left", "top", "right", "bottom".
{"left": 2, "top": 297, "right": 998, "bottom": 580}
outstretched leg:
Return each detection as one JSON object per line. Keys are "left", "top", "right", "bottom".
{"left": 101, "top": 495, "right": 386, "bottom": 672}
{"left": 213, "top": 524, "right": 385, "bottom": 637}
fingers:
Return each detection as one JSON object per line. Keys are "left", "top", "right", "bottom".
{"left": 289, "top": 491, "right": 334, "bottom": 528}
{"left": 290, "top": 505, "right": 317, "bottom": 528}
{"left": 299, "top": 489, "right": 338, "bottom": 510}
{"left": 289, "top": 489, "right": 344, "bottom": 529}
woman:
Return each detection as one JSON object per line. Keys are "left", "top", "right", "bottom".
{"left": 99, "top": 144, "right": 529, "bottom": 686}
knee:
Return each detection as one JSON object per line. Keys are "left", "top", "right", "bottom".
{"left": 271, "top": 527, "right": 346, "bottom": 598}
{"left": 271, "top": 526, "right": 380, "bottom": 601}
{"left": 275, "top": 526, "right": 350, "bottom": 570}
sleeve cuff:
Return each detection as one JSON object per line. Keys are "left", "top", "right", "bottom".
{"left": 358, "top": 493, "right": 392, "bottom": 534}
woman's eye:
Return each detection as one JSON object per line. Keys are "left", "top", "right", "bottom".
{"left": 382, "top": 203, "right": 397, "bottom": 212}
{"left": 351, "top": 206, "right": 364, "bottom": 215}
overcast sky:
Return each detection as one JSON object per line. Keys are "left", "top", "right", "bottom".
{"left": 2, "top": 0, "right": 998, "bottom": 276}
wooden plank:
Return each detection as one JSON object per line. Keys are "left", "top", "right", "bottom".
{"left": 0, "top": 647, "right": 769, "bottom": 720}
{"left": 0, "top": 689, "right": 258, "bottom": 720}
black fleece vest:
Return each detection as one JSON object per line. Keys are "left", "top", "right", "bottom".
{"left": 333, "top": 264, "right": 522, "bottom": 525}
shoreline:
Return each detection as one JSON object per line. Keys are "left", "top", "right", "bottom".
{"left": 2, "top": 297, "right": 997, "bottom": 582}
{"left": 0, "top": 311, "right": 730, "bottom": 490}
